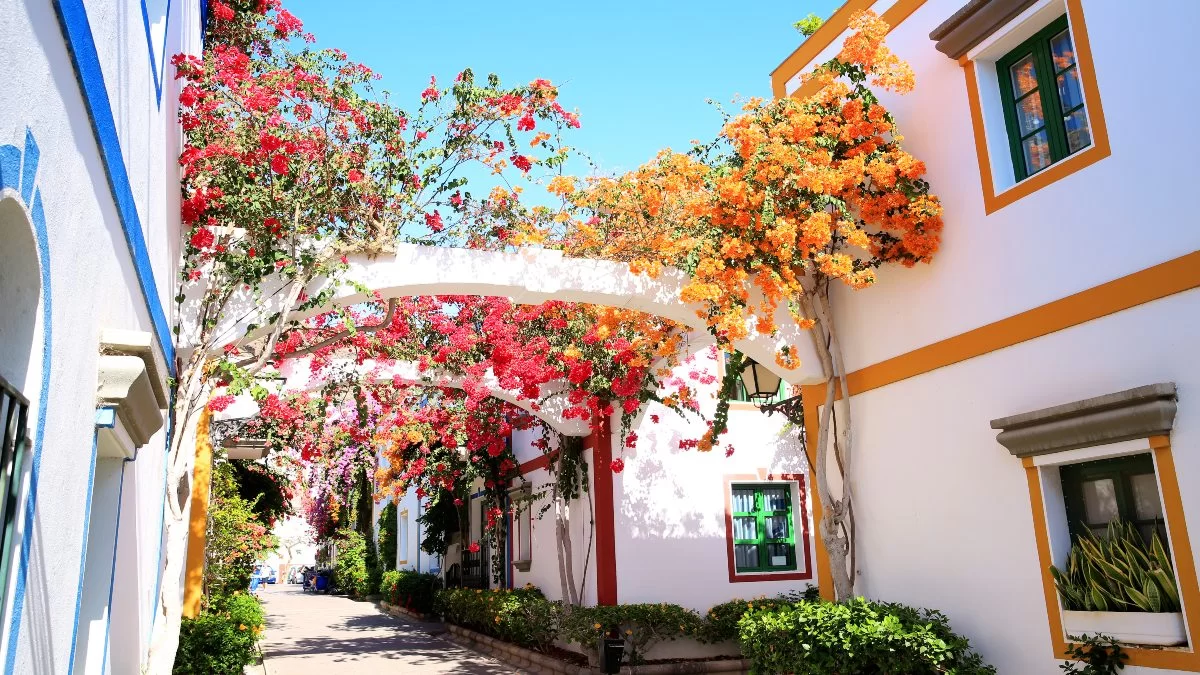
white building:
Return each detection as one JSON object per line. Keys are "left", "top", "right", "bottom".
{"left": 1, "top": 1, "right": 202, "bottom": 673}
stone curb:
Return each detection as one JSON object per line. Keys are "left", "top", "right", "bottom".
{"left": 443, "top": 623, "right": 751, "bottom": 675}
{"left": 378, "top": 600, "right": 438, "bottom": 622}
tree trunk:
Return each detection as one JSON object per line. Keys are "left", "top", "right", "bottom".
{"left": 801, "top": 282, "right": 856, "bottom": 601}
{"left": 145, "top": 357, "right": 208, "bottom": 674}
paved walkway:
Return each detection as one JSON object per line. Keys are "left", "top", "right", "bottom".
{"left": 257, "top": 584, "right": 515, "bottom": 674}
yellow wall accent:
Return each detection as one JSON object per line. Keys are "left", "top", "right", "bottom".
{"left": 1023, "top": 439, "right": 1200, "bottom": 669}
{"left": 802, "top": 383, "right": 835, "bottom": 601}
{"left": 961, "top": 0, "right": 1111, "bottom": 214}
{"left": 182, "top": 408, "right": 213, "bottom": 619}
{"left": 772, "top": 0, "right": 929, "bottom": 100}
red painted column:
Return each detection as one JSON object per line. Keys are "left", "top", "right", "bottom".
{"left": 590, "top": 414, "right": 618, "bottom": 605}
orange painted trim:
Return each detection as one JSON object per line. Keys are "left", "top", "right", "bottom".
{"left": 801, "top": 384, "right": 834, "bottom": 601}
{"left": 1024, "top": 439, "right": 1200, "bottom": 670}
{"left": 590, "top": 416, "right": 618, "bottom": 605}
{"left": 962, "top": 0, "right": 1111, "bottom": 214}
{"left": 845, "top": 250, "right": 1200, "bottom": 398}
{"left": 775, "top": 0, "right": 929, "bottom": 100}
{"left": 722, "top": 471, "right": 814, "bottom": 583}
{"left": 182, "top": 408, "right": 213, "bottom": 619}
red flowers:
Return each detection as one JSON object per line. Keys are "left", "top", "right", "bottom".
{"left": 347, "top": 169, "right": 364, "bottom": 183}
{"left": 424, "top": 210, "right": 444, "bottom": 233}
{"left": 567, "top": 361, "right": 593, "bottom": 385}
{"left": 510, "top": 153, "right": 532, "bottom": 172}
{"left": 207, "top": 395, "right": 236, "bottom": 412}
{"left": 270, "top": 154, "right": 289, "bottom": 175}
{"left": 190, "top": 227, "right": 215, "bottom": 249}
{"left": 610, "top": 458, "right": 625, "bottom": 473}
{"left": 517, "top": 114, "right": 535, "bottom": 132}
{"left": 421, "top": 76, "right": 440, "bottom": 101}
{"left": 468, "top": 541, "right": 481, "bottom": 554}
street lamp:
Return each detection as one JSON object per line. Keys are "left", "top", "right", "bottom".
{"left": 739, "top": 357, "right": 805, "bottom": 425}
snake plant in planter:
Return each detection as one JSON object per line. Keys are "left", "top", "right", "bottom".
{"left": 1050, "top": 521, "right": 1185, "bottom": 646}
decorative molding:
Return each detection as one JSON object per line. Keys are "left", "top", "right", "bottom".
{"left": 930, "top": 0, "right": 1038, "bottom": 58}
{"left": 990, "top": 383, "right": 1177, "bottom": 458}
{"left": 96, "top": 331, "right": 169, "bottom": 449}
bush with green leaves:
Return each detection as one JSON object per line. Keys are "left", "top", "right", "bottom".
{"left": 737, "top": 597, "right": 995, "bottom": 674}
{"left": 559, "top": 602, "right": 708, "bottom": 664}
{"left": 704, "top": 596, "right": 798, "bottom": 643}
{"left": 1061, "top": 633, "right": 1128, "bottom": 675}
{"left": 173, "top": 592, "right": 265, "bottom": 674}
{"left": 436, "top": 585, "right": 560, "bottom": 650}
{"left": 204, "top": 462, "right": 276, "bottom": 603}
{"left": 331, "top": 528, "right": 376, "bottom": 597}
{"left": 1051, "top": 520, "right": 1179, "bottom": 613}
{"left": 378, "top": 502, "right": 397, "bottom": 571}
{"left": 382, "top": 568, "right": 441, "bottom": 614}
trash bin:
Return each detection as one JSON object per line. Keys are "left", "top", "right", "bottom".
{"left": 597, "top": 637, "right": 625, "bottom": 674}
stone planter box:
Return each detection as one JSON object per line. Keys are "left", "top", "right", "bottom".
{"left": 1062, "top": 610, "right": 1187, "bottom": 646}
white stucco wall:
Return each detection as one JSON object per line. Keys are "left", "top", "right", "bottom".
{"left": 0, "top": 0, "right": 200, "bottom": 672}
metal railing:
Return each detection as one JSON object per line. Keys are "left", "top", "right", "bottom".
{"left": 0, "top": 375, "right": 29, "bottom": 607}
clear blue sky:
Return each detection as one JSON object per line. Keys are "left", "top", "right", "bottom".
{"left": 284, "top": 0, "right": 842, "bottom": 175}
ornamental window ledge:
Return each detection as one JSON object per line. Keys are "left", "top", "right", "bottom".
{"left": 990, "top": 383, "right": 1177, "bottom": 458}
{"left": 96, "top": 330, "right": 170, "bottom": 456}
{"left": 929, "top": 0, "right": 1041, "bottom": 59}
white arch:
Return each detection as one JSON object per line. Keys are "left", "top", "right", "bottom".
{"left": 186, "top": 244, "right": 823, "bottom": 384}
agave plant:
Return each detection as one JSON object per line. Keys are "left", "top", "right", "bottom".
{"left": 1051, "top": 520, "right": 1180, "bottom": 613}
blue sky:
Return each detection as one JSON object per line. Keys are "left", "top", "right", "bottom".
{"left": 285, "top": 0, "right": 842, "bottom": 175}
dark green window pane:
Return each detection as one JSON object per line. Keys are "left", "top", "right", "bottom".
{"left": 1130, "top": 473, "right": 1164, "bottom": 521}
{"left": 734, "top": 516, "right": 757, "bottom": 540}
{"left": 1016, "top": 93, "right": 1046, "bottom": 136}
{"left": 1063, "top": 108, "right": 1091, "bottom": 154}
{"left": 1057, "top": 67, "right": 1084, "bottom": 111}
{"left": 765, "top": 515, "right": 789, "bottom": 539}
{"left": 732, "top": 488, "right": 756, "bottom": 512}
{"left": 767, "top": 544, "right": 791, "bottom": 567}
{"left": 1081, "top": 477, "right": 1120, "bottom": 526}
{"left": 763, "top": 487, "right": 788, "bottom": 511}
{"left": 1050, "top": 29, "right": 1076, "bottom": 71}
{"left": 1010, "top": 55, "right": 1038, "bottom": 96}
{"left": 735, "top": 544, "right": 759, "bottom": 570}
{"left": 1022, "top": 130, "right": 1052, "bottom": 175}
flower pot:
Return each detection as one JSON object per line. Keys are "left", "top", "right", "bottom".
{"left": 1062, "top": 610, "right": 1187, "bottom": 646}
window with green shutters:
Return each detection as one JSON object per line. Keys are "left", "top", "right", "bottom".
{"left": 996, "top": 15, "right": 1093, "bottom": 181}
{"left": 731, "top": 484, "right": 797, "bottom": 573}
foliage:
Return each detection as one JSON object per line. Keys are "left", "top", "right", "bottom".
{"left": 559, "top": 602, "right": 708, "bottom": 663}
{"left": 705, "top": 594, "right": 805, "bottom": 642}
{"left": 330, "top": 528, "right": 376, "bottom": 597}
{"left": 229, "top": 459, "right": 292, "bottom": 526}
{"left": 378, "top": 502, "right": 397, "bottom": 571}
{"left": 794, "top": 13, "right": 825, "bottom": 37}
{"left": 436, "top": 585, "right": 561, "bottom": 651}
{"left": 418, "top": 485, "right": 463, "bottom": 556}
{"left": 1060, "top": 634, "right": 1128, "bottom": 675}
{"left": 382, "top": 569, "right": 442, "bottom": 615}
{"left": 737, "top": 597, "right": 995, "bottom": 674}
{"left": 173, "top": 593, "right": 264, "bottom": 674}
{"left": 204, "top": 462, "right": 276, "bottom": 603}
{"left": 1051, "top": 521, "right": 1180, "bottom": 612}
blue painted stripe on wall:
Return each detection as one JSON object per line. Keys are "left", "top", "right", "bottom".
{"left": 0, "top": 147, "right": 19, "bottom": 192}
{"left": 139, "top": 0, "right": 174, "bottom": 107}
{"left": 66, "top": 433, "right": 100, "bottom": 672}
{"left": 5, "top": 185, "right": 53, "bottom": 675}
{"left": 19, "top": 133, "right": 38, "bottom": 206}
{"left": 52, "top": 0, "right": 176, "bottom": 373}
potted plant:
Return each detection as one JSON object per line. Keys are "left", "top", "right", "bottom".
{"left": 1051, "top": 521, "right": 1185, "bottom": 646}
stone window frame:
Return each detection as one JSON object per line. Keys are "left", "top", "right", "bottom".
{"left": 992, "top": 383, "right": 1200, "bottom": 669}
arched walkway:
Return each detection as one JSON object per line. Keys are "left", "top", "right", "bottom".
{"left": 193, "top": 243, "right": 823, "bottom": 385}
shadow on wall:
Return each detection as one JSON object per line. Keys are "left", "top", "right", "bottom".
{"left": 0, "top": 197, "right": 40, "bottom": 390}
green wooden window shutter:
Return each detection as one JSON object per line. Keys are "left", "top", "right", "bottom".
{"left": 996, "top": 14, "right": 1093, "bottom": 181}
{"left": 1059, "top": 453, "right": 1167, "bottom": 546}
{"left": 732, "top": 484, "right": 797, "bottom": 573}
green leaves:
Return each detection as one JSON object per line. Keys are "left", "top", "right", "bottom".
{"left": 1050, "top": 520, "right": 1180, "bottom": 613}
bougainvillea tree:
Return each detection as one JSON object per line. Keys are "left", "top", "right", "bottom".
{"left": 154, "top": 0, "right": 587, "bottom": 667}
{"left": 514, "top": 11, "right": 943, "bottom": 601}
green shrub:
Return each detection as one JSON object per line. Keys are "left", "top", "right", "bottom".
{"left": 737, "top": 596, "right": 995, "bottom": 674}
{"left": 436, "top": 585, "right": 560, "bottom": 650}
{"left": 1051, "top": 520, "right": 1179, "bottom": 612}
{"left": 378, "top": 502, "right": 397, "bottom": 571}
{"left": 173, "top": 592, "right": 264, "bottom": 674}
{"left": 382, "top": 569, "right": 441, "bottom": 614}
{"left": 559, "top": 602, "right": 707, "bottom": 664}
{"left": 704, "top": 597, "right": 796, "bottom": 643}
{"left": 331, "top": 528, "right": 377, "bottom": 597}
